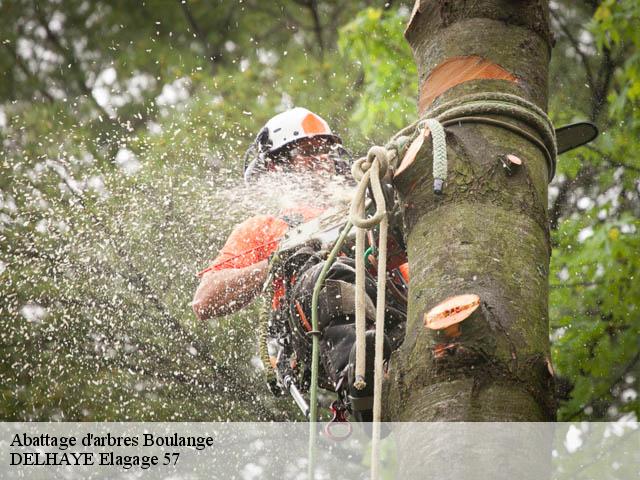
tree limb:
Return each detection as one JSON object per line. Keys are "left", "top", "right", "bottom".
{"left": 550, "top": 8, "right": 595, "bottom": 91}
{"left": 584, "top": 146, "right": 640, "bottom": 173}
{"left": 549, "top": 165, "right": 599, "bottom": 231}
{"left": 2, "top": 43, "right": 55, "bottom": 102}
{"left": 33, "top": 5, "right": 111, "bottom": 119}
{"left": 292, "top": 0, "right": 325, "bottom": 57}
{"left": 550, "top": 280, "right": 604, "bottom": 289}
{"left": 308, "top": 0, "right": 325, "bottom": 58}
{"left": 590, "top": 45, "right": 614, "bottom": 121}
{"left": 562, "top": 347, "right": 640, "bottom": 421}
{"left": 176, "top": 0, "right": 220, "bottom": 74}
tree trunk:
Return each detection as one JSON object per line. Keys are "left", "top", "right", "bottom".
{"left": 384, "top": 0, "right": 556, "bottom": 422}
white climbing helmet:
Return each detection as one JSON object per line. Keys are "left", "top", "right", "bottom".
{"left": 256, "top": 107, "right": 341, "bottom": 154}
{"left": 244, "top": 107, "right": 350, "bottom": 182}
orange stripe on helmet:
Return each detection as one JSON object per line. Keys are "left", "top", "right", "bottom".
{"left": 301, "top": 113, "right": 328, "bottom": 135}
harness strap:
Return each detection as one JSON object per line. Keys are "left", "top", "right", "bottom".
{"left": 349, "top": 395, "right": 374, "bottom": 411}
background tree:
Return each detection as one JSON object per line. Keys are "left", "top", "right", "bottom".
{"left": 0, "top": 0, "right": 638, "bottom": 422}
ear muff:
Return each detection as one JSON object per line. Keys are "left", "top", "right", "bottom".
{"left": 244, "top": 128, "right": 273, "bottom": 183}
{"left": 244, "top": 153, "right": 269, "bottom": 184}
{"left": 256, "top": 127, "right": 272, "bottom": 153}
{"left": 243, "top": 143, "right": 267, "bottom": 184}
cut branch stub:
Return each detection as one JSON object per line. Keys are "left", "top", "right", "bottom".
{"left": 395, "top": 126, "right": 430, "bottom": 178}
{"left": 423, "top": 293, "right": 481, "bottom": 337}
{"left": 506, "top": 154, "right": 523, "bottom": 165}
{"left": 501, "top": 153, "right": 523, "bottom": 175}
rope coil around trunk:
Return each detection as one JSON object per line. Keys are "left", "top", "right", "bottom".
{"left": 389, "top": 92, "right": 558, "bottom": 181}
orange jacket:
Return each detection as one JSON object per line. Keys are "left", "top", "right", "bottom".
{"left": 197, "top": 206, "right": 409, "bottom": 310}
{"left": 197, "top": 206, "right": 324, "bottom": 277}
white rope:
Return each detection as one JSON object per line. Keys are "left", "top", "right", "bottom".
{"left": 349, "top": 145, "right": 390, "bottom": 480}
{"left": 349, "top": 146, "right": 389, "bottom": 388}
{"left": 353, "top": 215, "right": 367, "bottom": 390}
{"left": 370, "top": 211, "right": 387, "bottom": 480}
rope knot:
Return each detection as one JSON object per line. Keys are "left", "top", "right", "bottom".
{"left": 351, "top": 145, "right": 389, "bottom": 181}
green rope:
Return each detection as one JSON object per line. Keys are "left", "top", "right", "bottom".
{"left": 308, "top": 220, "right": 353, "bottom": 480}
{"left": 426, "top": 92, "right": 557, "bottom": 178}
{"left": 364, "top": 245, "right": 376, "bottom": 268}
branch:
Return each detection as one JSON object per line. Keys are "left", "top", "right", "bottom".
{"left": 3, "top": 43, "right": 55, "bottom": 102}
{"left": 176, "top": 0, "right": 219, "bottom": 74}
{"left": 562, "top": 348, "right": 640, "bottom": 421}
{"left": 548, "top": 148, "right": 633, "bottom": 231}
{"left": 584, "top": 146, "right": 640, "bottom": 173}
{"left": 549, "top": 145, "right": 640, "bottom": 230}
{"left": 550, "top": 8, "right": 595, "bottom": 90}
{"left": 550, "top": 281, "right": 603, "bottom": 289}
{"left": 549, "top": 165, "right": 598, "bottom": 231}
{"left": 549, "top": 179, "right": 571, "bottom": 231}
{"left": 33, "top": 5, "right": 111, "bottom": 119}
{"left": 250, "top": 1, "right": 305, "bottom": 37}
{"left": 249, "top": 4, "right": 302, "bottom": 46}
{"left": 567, "top": 429, "right": 639, "bottom": 480}
{"left": 308, "top": 0, "right": 325, "bottom": 58}
{"left": 293, "top": 0, "right": 325, "bottom": 57}
{"left": 590, "top": 46, "right": 614, "bottom": 121}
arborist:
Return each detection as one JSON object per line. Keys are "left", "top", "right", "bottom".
{"left": 192, "top": 107, "right": 408, "bottom": 423}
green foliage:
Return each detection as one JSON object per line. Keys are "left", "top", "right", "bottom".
{"left": 338, "top": 7, "right": 417, "bottom": 140}
{"left": 339, "top": 2, "right": 640, "bottom": 421}
{"left": 549, "top": 0, "right": 640, "bottom": 420}
{"left": 0, "top": 0, "right": 369, "bottom": 421}
{"left": 551, "top": 215, "right": 640, "bottom": 419}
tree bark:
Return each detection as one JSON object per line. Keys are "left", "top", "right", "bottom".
{"left": 384, "top": 0, "right": 556, "bottom": 423}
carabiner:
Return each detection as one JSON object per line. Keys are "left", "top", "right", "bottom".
{"left": 323, "top": 400, "right": 352, "bottom": 441}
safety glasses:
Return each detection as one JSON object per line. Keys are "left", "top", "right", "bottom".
{"left": 287, "top": 137, "right": 334, "bottom": 158}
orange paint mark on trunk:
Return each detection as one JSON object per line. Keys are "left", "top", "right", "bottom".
{"left": 419, "top": 56, "right": 518, "bottom": 113}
